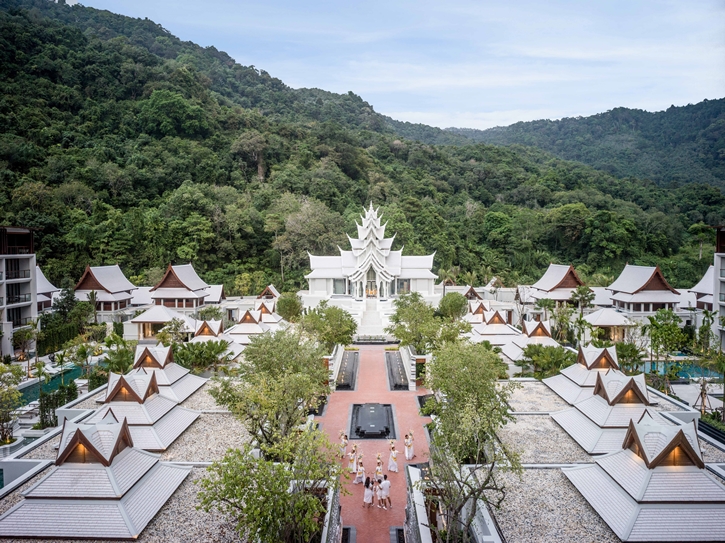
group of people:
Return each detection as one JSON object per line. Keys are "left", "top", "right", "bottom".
{"left": 339, "top": 430, "right": 417, "bottom": 510}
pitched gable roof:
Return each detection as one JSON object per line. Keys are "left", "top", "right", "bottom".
{"left": 134, "top": 345, "right": 173, "bottom": 369}
{"left": 594, "top": 371, "right": 649, "bottom": 405}
{"left": 257, "top": 284, "right": 280, "bottom": 299}
{"left": 531, "top": 264, "right": 585, "bottom": 292}
{"left": 689, "top": 265, "right": 714, "bottom": 297}
{"left": 484, "top": 310, "right": 507, "bottom": 325}
{"left": 56, "top": 417, "right": 134, "bottom": 467}
{"left": 238, "top": 309, "right": 261, "bottom": 324}
{"left": 35, "top": 266, "right": 58, "bottom": 295}
{"left": 75, "top": 264, "right": 136, "bottom": 294}
{"left": 105, "top": 371, "right": 159, "bottom": 403}
{"left": 624, "top": 414, "right": 704, "bottom": 469}
{"left": 194, "top": 319, "right": 223, "bottom": 337}
{"left": 607, "top": 265, "right": 678, "bottom": 295}
{"left": 578, "top": 345, "right": 619, "bottom": 370}
{"left": 150, "top": 263, "right": 208, "bottom": 292}
{"left": 523, "top": 320, "right": 552, "bottom": 338}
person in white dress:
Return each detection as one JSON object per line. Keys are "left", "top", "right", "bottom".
{"left": 348, "top": 450, "right": 357, "bottom": 473}
{"left": 363, "top": 477, "right": 373, "bottom": 508}
{"left": 388, "top": 442, "right": 399, "bottom": 472}
{"left": 407, "top": 430, "right": 415, "bottom": 460}
{"left": 375, "top": 454, "right": 383, "bottom": 480}
{"left": 340, "top": 433, "right": 348, "bottom": 459}
{"left": 354, "top": 461, "right": 365, "bottom": 484}
{"left": 404, "top": 434, "right": 412, "bottom": 461}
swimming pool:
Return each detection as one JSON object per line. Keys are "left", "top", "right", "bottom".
{"left": 19, "top": 366, "right": 84, "bottom": 405}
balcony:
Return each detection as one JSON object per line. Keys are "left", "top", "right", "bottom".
{"left": 12, "top": 317, "right": 32, "bottom": 328}
{"left": 5, "top": 270, "right": 30, "bottom": 280}
{"left": 7, "top": 294, "right": 31, "bottom": 304}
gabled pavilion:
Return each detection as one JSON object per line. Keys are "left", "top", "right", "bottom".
{"left": 528, "top": 263, "right": 587, "bottom": 304}
{"left": 543, "top": 345, "right": 619, "bottom": 404}
{"left": 606, "top": 264, "right": 680, "bottom": 319}
{"left": 74, "top": 264, "right": 137, "bottom": 322}
{"left": 583, "top": 307, "right": 636, "bottom": 342}
{"left": 563, "top": 413, "right": 725, "bottom": 541}
{"left": 305, "top": 203, "right": 437, "bottom": 299}
{"left": 551, "top": 370, "right": 669, "bottom": 454}
{"left": 225, "top": 308, "right": 287, "bottom": 346}
{"left": 150, "top": 263, "right": 209, "bottom": 313}
{"left": 126, "top": 305, "right": 195, "bottom": 341}
{"left": 501, "top": 320, "right": 560, "bottom": 362}
{"left": 190, "top": 319, "right": 245, "bottom": 359}
{"left": 258, "top": 284, "right": 280, "bottom": 299}
{"left": 0, "top": 415, "right": 191, "bottom": 539}
{"left": 88, "top": 347, "right": 203, "bottom": 451}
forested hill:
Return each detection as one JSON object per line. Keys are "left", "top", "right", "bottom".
{"left": 0, "top": 0, "right": 722, "bottom": 295}
{"left": 446, "top": 101, "right": 725, "bottom": 189}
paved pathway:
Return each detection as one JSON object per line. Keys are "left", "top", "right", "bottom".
{"left": 316, "top": 345, "right": 430, "bottom": 543}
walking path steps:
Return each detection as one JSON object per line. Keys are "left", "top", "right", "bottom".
{"left": 317, "top": 344, "right": 431, "bottom": 543}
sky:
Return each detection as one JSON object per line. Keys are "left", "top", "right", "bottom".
{"left": 76, "top": 0, "right": 725, "bottom": 130}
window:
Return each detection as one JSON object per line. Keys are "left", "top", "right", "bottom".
{"left": 333, "top": 279, "right": 346, "bottom": 295}
{"left": 633, "top": 303, "right": 641, "bottom": 312}
{"left": 396, "top": 279, "right": 410, "bottom": 294}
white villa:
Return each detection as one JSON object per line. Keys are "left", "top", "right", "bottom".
{"left": 150, "top": 264, "right": 210, "bottom": 314}
{"left": 304, "top": 204, "right": 437, "bottom": 300}
{"left": 74, "top": 264, "right": 137, "bottom": 322}
{"left": 605, "top": 264, "right": 680, "bottom": 321}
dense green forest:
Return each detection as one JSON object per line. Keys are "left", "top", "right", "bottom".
{"left": 447, "top": 101, "right": 725, "bottom": 189}
{"left": 0, "top": 0, "right": 722, "bottom": 294}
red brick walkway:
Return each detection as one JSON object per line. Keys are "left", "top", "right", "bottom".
{"left": 317, "top": 345, "right": 430, "bottom": 543}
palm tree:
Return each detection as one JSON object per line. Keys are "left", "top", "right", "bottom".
{"left": 55, "top": 350, "right": 68, "bottom": 386}
{"left": 573, "top": 314, "right": 590, "bottom": 347}
{"left": 33, "top": 360, "right": 50, "bottom": 385}
{"left": 570, "top": 285, "right": 595, "bottom": 317}
{"left": 535, "top": 298, "right": 555, "bottom": 321}
{"left": 459, "top": 271, "right": 478, "bottom": 287}
{"left": 87, "top": 290, "right": 98, "bottom": 324}
{"left": 437, "top": 267, "right": 459, "bottom": 296}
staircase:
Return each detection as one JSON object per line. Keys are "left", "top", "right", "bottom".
{"left": 357, "top": 299, "right": 386, "bottom": 336}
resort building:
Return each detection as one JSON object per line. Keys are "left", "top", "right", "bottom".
{"left": 150, "top": 263, "right": 210, "bottom": 313}
{"left": 0, "top": 415, "right": 191, "bottom": 539}
{"left": 583, "top": 307, "right": 636, "bottom": 342}
{"left": 605, "top": 264, "right": 680, "bottom": 320}
{"left": 190, "top": 319, "right": 245, "bottom": 360}
{"left": 125, "top": 305, "right": 196, "bottom": 342}
{"left": 563, "top": 413, "right": 725, "bottom": 542}
{"left": 0, "top": 227, "right": 38, "bottom": 357}
{"left": 225, "top": 308, "right": 286, "bottom": 347}
{"left": 304, "top": 204, "right": 437, "bottom": 300}
{"left": 501, "top": 320, "right": 560, "bottom": 362}
{"left": 35, "top": 266, "right": 57, "bottom": 313}
{"left": 74, "top": 264, "right": 137, "bottom": 323}
{"left": 715, "top": 227, "right": 725, "bottom": 350}
{"left": 525, "top": 263, "right": 587, "bottom": 304}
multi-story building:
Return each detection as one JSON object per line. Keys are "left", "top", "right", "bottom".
{"left": 714, "top": 227, "right": 725, "bottom": 350}
{"left": 605, "top": 264, "right": 680, "bottom": 322}
{"left": 0, "top": 227, "right": 37, "bottom": 357}
{"left": 149, "top": 264, "right": 209, "bottom": 315}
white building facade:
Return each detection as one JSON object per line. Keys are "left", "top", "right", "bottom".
{"left": 305, "top": 204, "right": 437, "bottom": 300}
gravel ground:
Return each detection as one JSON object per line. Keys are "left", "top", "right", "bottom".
{"left": 0, "top": 468, "right": 243, "bottom": 543}
{"left": 19, "top": 435, "right": 60, "bottom": 460}
{"left": 181, "top": 382, "right": 225, "bottom": 411}
{"left": 489, "top": 469, "right": 620, "bottom": 543}
{"left": 161, "top": 413, "right": 250, "bottom": 462}
{"left": 507, "top": 381, "right": 568, "bottom": 412}
{"left": 70, "top": 391, "right": 105, "bottom": 410}
{"left": 700, "top": 439, "right": 725, "bottom": 463}
{"left": 498, "top": 415, "right": 591, "bottom": 464}
{"left": 650, "top": 396, "right": 685, "bottom": 412}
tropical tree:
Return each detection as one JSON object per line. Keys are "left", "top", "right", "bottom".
{"left": 198, "top": 429, "right": 341, "bottom": 543}
{"left": 386, "top": 292, "right": 469, "bottom": 354}
{"left": 423, "top": 341, "right": 521, "bottom": 543}
{"left": 437, "top": 292, "right": 468, "bottom": 320}
{"left": 645, "top": 309, "right": 685, "bottom": 392}
{"left": 33, "top": 360, "right": 50, "bottom": 385}
{"left": 552, "top": 302, "right": 573, "bottom": 343}
{"left": 211, "top": 329, "right": 328, "bottom": 452}
{"left": 573, "top": 313, "right": 591, "bottom": 347}
{"left": 300, "top": 300, "right": 357, "bottom": 352}
{"left": 66, "top": 337, "right": 94, "bottom": 378}
{"left": 520, "top": 344, "right": 576, "bottom": 379}
{"left": 570, "top": 285, "right": 595, "bottom": 317}
{"left": 175, "top": 340, "right": 232, "bottom": 373}
{"left": 156, "top": 318, "right": 190, "bottom": 346}
{"left": 615, "top": 342, "right": 644, "bottom": 374}
{"left": 687, "top": 222, "right": 711, "bottom": 260}
{"left": 103, "top": 333, "right": 136, "bottom": 374}
{"left": 87, "top": 290, "right": 99, "bottom": 324}
{"left": 276, "top": 292, "right": 304, "bottom": 322}
{"left": 196, "top": 305, "right": 224, "bottom": 321}
{"left": 437, "top": 266, "right": 459, "bottom": 295}
{"left": 12, "top": 326, "right": 34, "bottom": 377}
{"left": 459, "top": 270, "right": 478, "bottom": 287}
{"left": 0, "top": 362, "right": 23, "bottom": 444}
{"left": 534, "top": 298, "right": 555, "bottom": 321}
{"left": 697, "top": 309, "right": 716, "bottom": 353}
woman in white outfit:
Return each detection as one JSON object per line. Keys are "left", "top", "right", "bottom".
{"left": 354, "top": 461, "right": 365, "bottom": 484}
{"left": 408, "top": 430, "right": 415, "bottom": 459}
{"left": 388, "top": 443, "right": 398, "bottom": 472}
{"left": 404, "top": 434, "right": 412, "bottom": 461}
{"left": 363, "top": 477, "right": 373, "bottom": 508}
{"left": 340, "top": 433, "right": 348, "bottom": 459}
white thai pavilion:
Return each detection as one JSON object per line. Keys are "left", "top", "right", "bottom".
{"left": 606, "top": 264, "right": 680, "bottom": 320}
{"left": 305, "top": 204, "right": 437, "bottom": 300}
